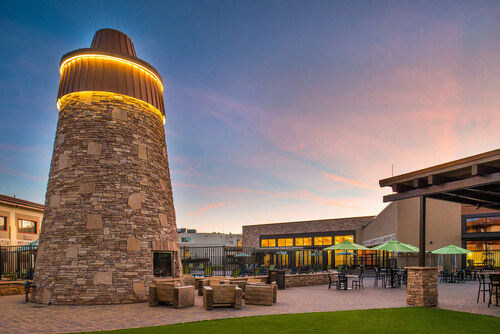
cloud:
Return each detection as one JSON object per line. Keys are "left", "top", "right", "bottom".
{"left": 322, "top": 172, "right": 379, "bottom": 191}
{"left": 189, "top": 202, "right": 228, "bottom": 217}
{"left": 0, "top": 164, "right": 45, "bottom": 182}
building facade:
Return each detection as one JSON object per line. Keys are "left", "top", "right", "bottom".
{"left": 0, "top": 194, "right": 44, "bottom": 246}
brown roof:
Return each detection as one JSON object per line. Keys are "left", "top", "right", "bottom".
{"left": 0, "top": 194, "right": 44, "bottom": 211}
{"left": 243, "top": 216, "right": 375, "bottom": 228}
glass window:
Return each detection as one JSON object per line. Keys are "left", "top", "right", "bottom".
{"left": 334, "top": 236, "right": 344, "bottom": 244}
{"left": 295, "top": 238, "right": 304, "bottom": 246}
{"left": 181, "top": 237, "right": 191, "bottom": 242}
{"left": 261, "top": 239, "right": 269, "bottom": 247}
{"left": 268, "top": 239, "right": 276, "bottom": 247}
{"left": 153, "top": 252, "right": 172, "bottom": 277}
{"left": 304, "top": 237, "right": 312, "bottom": 246}
{"left": 314, "top": 237, "right": 323, "bottom": 246}
{"left": 278, "top": 239, "right": 286, "bottom": 247}
{"left": 323, "top": 236, "right": 332, "bottom": 245}
{"left": 0, "top": 216, "right": 6, "bottom": 231}
{"left": 466, "top": 216, "right": 500, "bottom": 233}
{"left": 345, "top": 235, "right": 354, "bottom": 242}
{"left": 18, "top": 219, "right": 36, "bottom": 234}
{"left": 184, "top": 249, "right": 190, "bottom": 258}
{"left": 285, "top": 238, "right": 293, "bottom": 247}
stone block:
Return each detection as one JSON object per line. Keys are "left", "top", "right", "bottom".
{"left": 111, "top": 107, "right": 127, "bottom": 121}
{"left": 127, "top": 236, "right": 141, "bottom": 251}
{"left": 42, "top": 289, "right": 51, "bottom": 305}
{"left": 87, "top": 142, "right": 102, "bottom": 156}
{"left": 133, "top": 283, "right": 146, "bottom": 295}
{"left": 50, "top": 194, "right": 61, "bottom": 208}
{"left": 79, "top": 182, "right": 95, "bottom": 194}
{"left": 86, "top": 214, "right": 103, "bottom": 229}
{"left": 56, "top": 133, "right": 65, "bottom": 145}
{"left": 158, "top": 213, "right": 168, "bottom": 227}
{"left": 81, "top": 93, "right": 93, "bottom": 105}
{"left": 138, "top": 144, "right": 148, "bottom": 160}
{"left": 163, "top": 147, "right": 167, "bottom": 159}
{"left": 159, "top": 179, "right": 167, "bottom": 190}
{"left": 58, "top": 154, "right": 68, "bottom": 170}
{"left": 128, "top": 193, "right": 142, "bottom": 210}
{"left": 66, "top": 245, "right": 78, "bottom": 259}
{"left": 93, "top": 272, "right": 113, "bottom": 285}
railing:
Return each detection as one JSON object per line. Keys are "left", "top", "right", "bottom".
{"left": 0, "top": 244, "right": 38, "bottom": 280}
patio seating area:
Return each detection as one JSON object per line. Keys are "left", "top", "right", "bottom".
{"left": 1, "top": 277, "right": 498, "bottom": 334}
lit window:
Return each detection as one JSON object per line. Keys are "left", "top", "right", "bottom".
{"left": 18, "top": 219, "right": 36, "bottom": 234}
{"left": 184, "top": 250, "right": 190, "bottom": 258}
{"left": 278, "top": 239, "right": 286, "bottom": 247}
{"left": 304, "top": 237, "right": 312, "bottom": 246}
{"left": 335, "top": 236, "right": 344, "bottom": 244}
{"left": 323, "top": 236, "right": 332, "bottom": 245}
{"left": 295, "top": 238, "right": 304, "bottom": 246}
{"left": 261, "top": 239, "right": 269, "bottom": 247}
{"left": 268, "top": 239, "right": 276, "bottom": 247}
{"left": 345, "top": 235, "right": 354, "bottom": 242}
{"left": 286, "top": 238, "right": 293, "bottom": 246}
{"left": 0, "top": 216, "right": 6, "bottom": 231}
{"left": 314, "top": 237, "right": 323, "bottom": 246}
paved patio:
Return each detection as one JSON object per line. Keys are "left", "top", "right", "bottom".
{"left": 2, "top": 278, "right": 499, "bottom": 334}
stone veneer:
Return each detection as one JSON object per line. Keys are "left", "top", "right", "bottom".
{"left": 31, "top": 91, "right": 181, "bottom": 305}
{"left": 242, "top": 216, "right": 375, "bottom": 247}
{"left": 406, "top": 267, "right": 438, "bottom": 307}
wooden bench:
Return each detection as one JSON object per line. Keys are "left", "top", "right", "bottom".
{"left": 149, "top": 282, "right": 195, "bottom": 308}
{"left": 203, "top": 284, "right": 242, "bottom": 310}
{"left": 246, "top": 282, "right": 277, "bottom": 304}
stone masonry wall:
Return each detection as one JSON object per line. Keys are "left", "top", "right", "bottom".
{"left": 31, "top": 92, "right": 181, "bottom": 305}
{"left": 242, "top": 216, "right": 374, "bottom": 247}
{"left": 406, "top": 267, "right": 438, "bottom": 307}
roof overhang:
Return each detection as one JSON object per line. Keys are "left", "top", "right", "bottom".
{"left": 379, "top": 149, "right": 500, "bottom": 209}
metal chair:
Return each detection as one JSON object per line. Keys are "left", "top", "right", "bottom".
{"left": 477, "top": 274, "right": 491, "bottom": 303}
{"left": 352, "top": 273, "right": 364, "bottom": 290}
{"left": 488, "top": 274, "right": 500, "bottom": 307}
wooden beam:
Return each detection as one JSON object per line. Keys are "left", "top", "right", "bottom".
{"left": 383, "top": 172, "right": 500, "bottom": 202}
{"left": 471, "top": 163, "right": 500, "bottom": 176}
{"left": 413, "top": 178, "right": 427, "bottom": 188}
{"left": 427, "top": 174, "right": 457, "bottom": 186}
{"left": 391, "top": 183, "right": 413, "bottom": 193}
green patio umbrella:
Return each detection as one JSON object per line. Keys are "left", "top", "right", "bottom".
{"left": 323, "top": 240, "right": 369, "bottom": 251}
{"left": 371, "top": 240, "right": 418, "bottom": 253}
{"left": 324, "top": 240, "right": 369, "bottom": 267}
{"left": 431, "top": 245, "right": 471, "bottom": 269}
{"left": 404, "top": 243, "right": 419, "bottom": 252}
{"left": 371, "top": 240, "right": 417, "bottom": 269}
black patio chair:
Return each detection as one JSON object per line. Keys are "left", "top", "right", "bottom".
{"left": 477, "top": 274, "right": 491, "bottom": 303}
{"left": 352, "top": 273, "right": 364, "bottom": 290}
{"left": 488, "top": 274, "right": 500, "bottom": 307}
{"left": 337, "top": 274, "right": 348, "bottom": 290}
{"left": 374, "top": 267, "right": 386, "bottom": 288}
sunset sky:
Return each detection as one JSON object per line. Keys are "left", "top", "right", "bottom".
{"left": 1, "top": 1, "right": 499, "bottom": 233}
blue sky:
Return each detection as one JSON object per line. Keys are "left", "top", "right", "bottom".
{"left": 1, "top": 1, "right": 500, "bottom": 233}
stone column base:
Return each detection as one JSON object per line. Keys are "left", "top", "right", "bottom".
{"left": 406, "top": 267, "right": 438, "bottom": 307}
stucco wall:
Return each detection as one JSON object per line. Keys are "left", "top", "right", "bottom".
{"left": 0, "top": 203, "right": 43, "bottom": 246}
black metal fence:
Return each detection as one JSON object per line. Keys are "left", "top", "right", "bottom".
{"left": 0, "top": 244, "right": 38, "bottom": 280}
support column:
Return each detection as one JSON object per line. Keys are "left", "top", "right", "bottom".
{"left": 419, "top": 196, "right": 426, "bottom": 267}
{"left": 406, "top": 267, "right": 438, "bottom": 306}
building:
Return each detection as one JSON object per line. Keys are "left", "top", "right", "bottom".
{"left": 242, "top": 216, "right": 374, "bottom": 268}
{"left": 0, "top": 194, "right": 44, "bottom": 246}
{"left": 178, "top": 229, "right": 241, "bottom": 247}
{"left": 32, "top": 29, "right": 180, "bottom": 305}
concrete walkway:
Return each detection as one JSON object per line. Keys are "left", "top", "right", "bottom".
{"left": 2, "top": 278, "right": 498, "bottom": 334}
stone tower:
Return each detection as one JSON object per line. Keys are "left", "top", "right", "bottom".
{"left": 31, "top": 29, "right": 181, "bottom": 305}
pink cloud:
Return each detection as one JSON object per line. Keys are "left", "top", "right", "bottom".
{"left": 189, "top": 202, "right": 228, "bottom": 216}
{"left": 322, "top": 172, "right": 378, "bottom": 191}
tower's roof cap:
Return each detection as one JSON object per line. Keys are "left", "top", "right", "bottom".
{"left": 90, "top": 29, "right": 136, "bottom": 57}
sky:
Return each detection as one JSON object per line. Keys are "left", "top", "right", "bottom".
{"left": 1, "top": 1, "right": 500, "bottom": 234}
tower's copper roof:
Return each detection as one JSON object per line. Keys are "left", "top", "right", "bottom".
{"left": 57, "top": 29, "right": 165, "bottom": 117}
{"left": 90, "top": 29, "right": 136, "bottom": 57}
